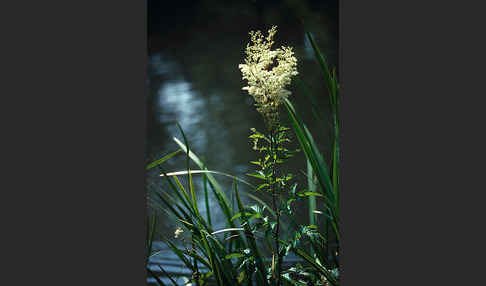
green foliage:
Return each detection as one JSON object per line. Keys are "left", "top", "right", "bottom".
{"left": 146, "top": 31, "right": 340, "bottom": 286}
{"left": 283, "top": 31, "right": 341, "bottom": 285}
{"left": 247, "top": 123, "right": 303, "bottom": 286}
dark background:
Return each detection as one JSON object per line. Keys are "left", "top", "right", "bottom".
{"left": 2, "top": 0, "right": 484, "bottom": 285}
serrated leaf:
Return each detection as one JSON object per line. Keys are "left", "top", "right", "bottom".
{"left": 249, "top": 133, "right": 265, "bottom": 139}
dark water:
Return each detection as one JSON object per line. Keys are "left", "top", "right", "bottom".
{"left": 147, "top": 1, "right": 338, "bottom": 284}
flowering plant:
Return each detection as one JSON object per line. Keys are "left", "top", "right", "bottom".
{"left": 146, "top": 28, "right": 340, "bottom": 286}
{"left": 239, "top": 26, "right": 298, "bottom": 129}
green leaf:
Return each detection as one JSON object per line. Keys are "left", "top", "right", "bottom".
{"left": 245, "top": 193, "right": 277, "bottom": 219}
{"left": 249, "top": 133, "right": 265, "bottom": 139}
{"left": 231, "top": 212, "right": 252, "bottom": 221}
{"left": 256, "top": 183, "right": 269, "bottom": 191}
{"left": 146, "top": 149, "right": 182, "bottom": 170}
{"left": 225, "top": 253, "right": 245, "bottom": 259}
{"left": 157, "top": 265, "right": 178, "bottom": 286}
{"left": 246, "top": 172, "right": 266, "bottom": 180}
{"left": 248, "top": 212, "right": 262, "bottom": 220}
{"left": 306, "top": 32, "right": 333, "bottom": 99}
{"left": 203, "top": 167, "right": 212, "bottom": 228}
{"left": 163, "top": 238, "right": 194, "bottom": 271}
{"left": 284, "top": 98, "right": 340, "bottom": 242}
{"left": 211, "top": 228, "right": 244, "bottom": 235}
{"left": 147, "top": 269, "right": 167, "bottom": 286}
{"left": 297, "top": 192, "right": 324, "bottom": 198}
{"left": 280, "top": 239, "right": 338, "bottom": 286}
{"left": 146, "top": 214, "right": 157, "bottom": 266}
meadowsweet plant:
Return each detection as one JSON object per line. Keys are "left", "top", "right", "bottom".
{"left": 239, "top": 26, "right": 298, "bottom": 130}
{"left": 240, "top": 26, "right": 300, "bottom": 286}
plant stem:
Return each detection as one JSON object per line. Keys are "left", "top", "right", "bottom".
{"left": 270, "top": 128, "right": 282, "bottom": 286}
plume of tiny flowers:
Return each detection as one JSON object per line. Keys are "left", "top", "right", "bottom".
{"left": 239, "top": 26, "right": 298, "bottom": 129}
{"left": 174, "top": 227, "right": 184, "bottom": 239}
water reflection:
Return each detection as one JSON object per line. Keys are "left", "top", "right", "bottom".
{"left": 157, "top": 80, "right": 206, "bottom": 147}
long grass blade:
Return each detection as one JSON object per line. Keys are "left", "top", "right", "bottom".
{"left": 163, "top": 238, "right": 194, "bottom": 271}
{"left": 307, "top": 160, "right": 316, "bottom": 257}
{"left": 305, "top": 32, "right": 333, "bottom": 99}
{"left": 148, "top": 268, "right": 167, "bottom": 286}
{"left": 157, "top": 167, "right": 196, "bottom": 219}
{"left": 203, "top": 170, "right": 212, "bottom": 227}
{"left": 284, "top": 99, "right": 335, "bottom": 207}
{"left": 146, "top": 149, "right": 182, "bottom": 170}
{"left": 186, "top": 250, "right": 212, "bottom": 269}
{"left": 146, "top": 214, "right": 157, "bottom": 266}
{"left": 157, "top": 265, "right": 178, "bottom": 286}
{"left": 199, "top": 230, "right": 224, "bottom": 286}
{"left": 211, "top": 228, "right": 244, "bottom": 235}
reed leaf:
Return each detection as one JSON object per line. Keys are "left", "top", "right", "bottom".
{"left": 146, "top": 149, "right": 182, "bottom": 170}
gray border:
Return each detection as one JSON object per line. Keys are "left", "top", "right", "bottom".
{"left": 4, "top": 0, "right": 479, "bottom": 285}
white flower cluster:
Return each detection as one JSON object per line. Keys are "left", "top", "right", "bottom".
{"left": 174, "top": 227, "right": 183, "bottom": 239}
{"left": 239, "top": 26, "right": 298, "bottom": 128}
